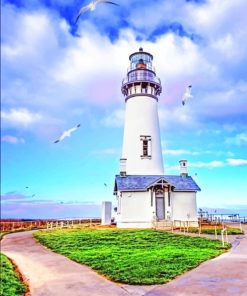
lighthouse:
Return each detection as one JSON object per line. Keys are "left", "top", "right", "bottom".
{"left": 120, "top": 47, "right": 164, "bottom": 175}
{"left": 114, "top": 48, "right": 201, "bottom": 228}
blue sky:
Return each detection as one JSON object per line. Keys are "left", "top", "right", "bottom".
{"left": 1, "top": 0, "right": 247, "bottom": 219}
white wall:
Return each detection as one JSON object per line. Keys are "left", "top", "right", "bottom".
{"left": 171, "top": 191, "right": 198, "bottom": 222}
{"left": 116, "top": 190, "right": 154, "bottom": 228}
{"left": 116, "top": 190, "right": 198, "bottom": 228}
{"left": 121, "top": 95, "right": 164, "bottom": 175}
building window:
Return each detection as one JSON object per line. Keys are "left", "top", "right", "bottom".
{"left": 140, "top": 135, "right": 151, "bottom": 158}
{"left": 168, "top": 192, "right": 171, "bottom": 207}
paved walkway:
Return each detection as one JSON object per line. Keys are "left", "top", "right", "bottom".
{"left": 144, "top": 226, "right": 247, "bottom": 296}
{"left": 1, "top": 231, "right": 129, "bottom": 296}
{"left": 1, "top": 227, "right": 247, "bottom": 296}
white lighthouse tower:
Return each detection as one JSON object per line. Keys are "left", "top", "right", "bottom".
{"left": 114, "top": 48, "right": 201, "bottom": 228}
{"left": 120, "top": 47, "right": 164, "bottom": 175}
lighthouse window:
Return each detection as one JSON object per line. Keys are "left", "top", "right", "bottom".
{"left": 143, "top": 140, "right": 148, "bottom": 156}
{"left": 140, "top": 135, "right": 152, "bottom": 158}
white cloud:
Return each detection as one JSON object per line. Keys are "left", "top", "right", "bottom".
{"left": 102, "top": 109, "right": 125, "bottom": 127}
{"left": 1, "top": 135, "right": 25, "bottom": 144}
{"left": 158, "top": 106, "right": 198, "bottom": 130}
{"left": 1, "top": 0, "right": 247, "bottom": 136}
{"left": 167, "top": 159, "right": 247, "bottom": 170}
{"left": 0, "top": 107, "right": 64, "bottom": 140}
{"left": 189, "top": 160, "right": 224, "bottom": 169}
{"left": 164, "top": 160, "right": 224, "bottom": 173}
{"left": 1, "top": 108, "right": 42, "bottom": 127}
{"left": 226, "top": 158, "right": 247, "bottom": 166}
{"left": 163, "top": 149, "right": 199, "bottom": 156}
{"left": 92, "top": 148, "right": 120, "bottom": 156}
{"left": 226, "top": 133, "right": 247, "bottom": 145}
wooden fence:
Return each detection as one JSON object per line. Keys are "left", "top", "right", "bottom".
{"left": 0, "top": 219, "right": 101, "bottom": 232}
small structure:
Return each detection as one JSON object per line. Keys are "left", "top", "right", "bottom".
{"left": 101, "top": 201, "right": 112, "bottom": 225}
{"left": 114, "top": 48, "right": 201, "bottom": 228}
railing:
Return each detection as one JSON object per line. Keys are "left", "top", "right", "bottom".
{"left": 153, "top": 220, "right": 243, "bottom": 246}
{"left": 122, "top": 71, "right": 161, "bottom": 85}
{"left": 0, "top": 219, "right": 101, "bottom": 232}
{"left": 198, "top": 213, "right": 247, "bottom": 223}
{"left": 122, "top": 76, "right": 161, "bottom": 85}
{"left": 153, "top": 219, "right": 173, "bottom": 230}
{"left": 152, "top": 219, "right": 199, "bottom": 232}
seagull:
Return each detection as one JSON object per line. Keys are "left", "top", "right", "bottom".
{"left": 76, "top": 0, "right": 119, "bottom": 23}
{"left": 182, "top": 85, "right": 193, "bottom": 106}
{"left": 104, "top": 183, "right": 107, "bottom": 187}
{"left": 54, "top": 124, "right": 81, "bottom": 143}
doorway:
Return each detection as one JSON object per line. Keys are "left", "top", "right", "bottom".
{"left": 155, "top": 191, "right": 165, "bottom": 220}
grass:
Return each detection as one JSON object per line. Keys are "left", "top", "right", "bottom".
{"left": 189, "top": 227, "right": 244, "bottom": 235}
{"left": 0, "top": 253, "right": 27, "bottom": 296}
{"left": 34, "top": 229, "right": 230, "bottom": 285}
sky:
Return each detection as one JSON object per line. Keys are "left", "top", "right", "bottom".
{"left": 1, "top": 0, "right": 247, "bottom": 219}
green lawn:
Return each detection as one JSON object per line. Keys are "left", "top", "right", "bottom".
{"left": 34, "top": 229, "right": 230, "bottom": 284}
{"left": 0, "top": 253, "right": 27, "bottom": 296}
{"left": 190, "top": 227, "right": 243, "bottom": 235}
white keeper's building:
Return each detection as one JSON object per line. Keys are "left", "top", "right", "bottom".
{"left": 114, "top": 48, "right": 201, "bottom": 228}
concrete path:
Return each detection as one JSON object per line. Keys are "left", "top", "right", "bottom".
{"left": 1, "top": 231, "right": 129, "bottom": 296}
{"left": 144, "top": 226, "right": 247, "bottom": 296}
{"left": 1, "top": 227, "right": 247, "bottom": 296}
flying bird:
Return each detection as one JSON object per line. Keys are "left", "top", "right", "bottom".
{"left": 182, "top": 85, "right": 193, "bottom": 106}
{"left": 104, "top": 183, "right": 107, "bottom": 187}
{"left": 76, "top": 0, "right": 119, "bottom": 23}
{"left": 32, "top": 194, "right": 36, "bottom": 198}
{"left": 54, "top": 124, "right": 81, "bottom": 143}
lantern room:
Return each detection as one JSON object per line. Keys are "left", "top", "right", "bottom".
{"left": 121, "top": 48, "right": 162, "bottom": 100}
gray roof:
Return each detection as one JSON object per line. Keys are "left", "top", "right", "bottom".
{"left": 114, "top": 175, "right": 201, "bottom": 192}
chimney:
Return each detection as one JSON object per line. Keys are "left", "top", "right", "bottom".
{"left": 179, "top": 160, "right": 188, "bottom": 177}
{"left": 120, "top": 158, "right": 127, "bottom": 176}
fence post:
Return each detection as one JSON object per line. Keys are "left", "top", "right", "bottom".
{"left": 225, "top": 229, "right": 228, "bottom": 243}
{"left": 221, "top": 229, "right": 224, "bottom": 247}
{"left": 221, "top": 228, "right": 227, "bottom": 247}
{"left": 215, "top": 225, "right": 218, "bottom": 239}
